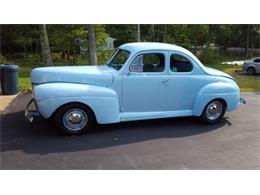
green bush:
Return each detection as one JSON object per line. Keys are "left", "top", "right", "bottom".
{"left": 97, "top": 50, "right": 113, "bottom": 64}
{"left": 23, "top": 53, "right": 41, "bottom": 65}
{"left": 198, "top": 48, "right": 220, "bottom": 64}
{"left": 4, "top": 53, "right": 41, "bottom": 66}
{"left": 52, "top": 52, "right": 62, "bottom": 63}
{"left": 0, "top": 54, "right": 7, "bottom": 63}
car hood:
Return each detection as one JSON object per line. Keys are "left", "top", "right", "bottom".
{"left": 244, "top": 60, "right": 254, "bottom": 64}
{"left": 31, "top": 65, "right": 114, "bottom": 86}
{"left": 203, "top": 66, "right": 234, "bottom": 80}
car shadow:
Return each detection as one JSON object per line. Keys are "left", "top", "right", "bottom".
{"left": 1, "top": 110, "right": 231, "bottom": 155}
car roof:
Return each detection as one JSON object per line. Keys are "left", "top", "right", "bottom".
{"left": 119, "top": 42, "right": 191, "bottom": 53}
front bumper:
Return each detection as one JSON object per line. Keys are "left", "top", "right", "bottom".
{"left": 239, "top": 97, "right": 246, "bottom": 104}
{"left": 25, "top": 98, "right": 40, "bottom": 123}
{"left": 242, "top": 65, "right": 247, "bottom": 71}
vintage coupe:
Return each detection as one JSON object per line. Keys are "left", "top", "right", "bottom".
{"left": 25, "top": 42, "right": 246, "bottom": 134}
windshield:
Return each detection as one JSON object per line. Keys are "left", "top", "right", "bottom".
{"left": 107, "top": 49, "right": 130, "bottom": 70}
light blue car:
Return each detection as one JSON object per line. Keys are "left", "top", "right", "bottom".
{"left": 25, "top": 42, "right": 246, "bottom": 134}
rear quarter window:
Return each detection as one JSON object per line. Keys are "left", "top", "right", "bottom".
{"left": 170, "top": 54, "right": 193, "bottom": 72}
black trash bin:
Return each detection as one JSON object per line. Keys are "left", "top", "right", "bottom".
{"left": 0, "top": 64, "right": 4, "bottom": 94}
{"left": 1, "top": 64, "right": 19, "bottom": 95}
{"left": 0, "top": 64, "right": 5, "bottom": 93}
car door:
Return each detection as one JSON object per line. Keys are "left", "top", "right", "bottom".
{"left": 122, "top": 52, "right": 169, "bottom": 113}
{"left": 166, "top": 51, "right": 213, "bottom": 111}
{"left": 253, "top": 58, "right": 260, "bottom": 73}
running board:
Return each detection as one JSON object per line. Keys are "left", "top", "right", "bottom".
{"left": 120, "top": 110, "right": 192, "bottom": 122}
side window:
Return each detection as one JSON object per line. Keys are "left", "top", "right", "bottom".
{"left": 130, "top": 53, "right": 165, "bottom": 73}
{"left": 170, "top": 54, "right": 193, "bottom": 72}
{"left": 253, "top": 58, "right": 260, "bottom": 63}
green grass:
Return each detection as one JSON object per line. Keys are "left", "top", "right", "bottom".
{"left": 206, "top": 64, "right": 260, "bottom": 92}
{"left": 19, "top": 78, "right": 31, "bottom": 91}
{"left": 19, "top": 66, "right": 31, "bottom": 91}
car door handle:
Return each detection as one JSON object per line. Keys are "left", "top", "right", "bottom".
{"left": 161, "top": 78, "right": 169, "bottom": 83}
{"left": 161, "top": 78, "right": 169, "bottom": 86}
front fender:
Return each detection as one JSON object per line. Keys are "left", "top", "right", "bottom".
{"left": 193, "top": 82, "right": 240, "bottom": 116}
{"left": 34, "top": 83, "right": 120, "bottom": 124}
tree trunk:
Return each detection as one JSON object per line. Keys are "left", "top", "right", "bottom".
{"left": 39, "top": 24, "right": 53, "bottom": 65}
{"left": 0, "top": 25, "right": 2, "bottom": 54}
{"left": 61, "top": 49, "right": 65, "bottom": 60}
{"left": 67, "top": 47, "right": 70, "bottom": 61}
{"left": 72, "top": 47, "right": 76, "bottom": 64}
{"left": 151, "top": 24, "right": 155, "bottom": 42}
{"left": 163, "top": 24, "right": 167, "bottom": 42}
{"left": 87, "top": 24, "right": 98, "bottom": 64}
{"left": 194, "top": 46, "right": 197, "bottom": 55}
{"left": 245, "top": 25, "right": 250, "bottom": 57}
{"left": 250, "top": 25, "right": 258, "bottom": 56}
{"left": 206, "top": 25, "right": 213, "bottom": 48}
{"left": 137, "top": 24, "right": 141, "bottom": 42}
{"left": 250, "top": 29, "right": 254, "bottom": 56}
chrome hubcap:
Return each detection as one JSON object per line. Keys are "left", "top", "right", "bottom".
{"left": 63, "top": 109, "right": 88, "bottom": 131}
{"left": 206, "top": 101, "right": 223, "bottom": 121}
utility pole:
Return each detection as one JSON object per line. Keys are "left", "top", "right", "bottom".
{"left": 137, "top": 24, "right": 141, "bottom": 42}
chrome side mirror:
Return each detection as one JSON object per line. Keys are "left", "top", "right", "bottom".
{"left": 127, "top": 66, "right": 134, "bottom": 76}
{"left": 129, "top": 66, "right": 134, "bottom": 72}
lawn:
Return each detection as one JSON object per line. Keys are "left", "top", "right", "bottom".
{"left": 19, "top": 66, "right": 31, "bottom": 91}
{"left": 206, "top": 64, "right": 260, "bottom": 92}
{"left": 18, "top": 63, "right": 260, "bottom": 92}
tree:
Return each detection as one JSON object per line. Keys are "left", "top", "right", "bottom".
{"left": 105, "top": 25, "right": 137, "bottom": 47}
{"left": 186, "top": 25, "right": 209, "bottom": 53}
{"left": 48, "top": 25, "right": 87, "bottom": 63}
{"left": 0, "top": 25, "right": 39, "bottom": 54}
{"left": 87, "top": 24, "right": 97, "bottom": 64}
{"left": 250, "top": 25, "right": 260, "bottom": 56}
{"left": 39, "top": 24, "right": 53, "bottom": 65}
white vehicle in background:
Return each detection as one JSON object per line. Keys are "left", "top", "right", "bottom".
{"left": 242, "top": 58, "right": 260, "bottom": 75}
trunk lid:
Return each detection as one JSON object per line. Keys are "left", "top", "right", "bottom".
{"left": 203, "top": 66, "right": 235, "bottom": 80}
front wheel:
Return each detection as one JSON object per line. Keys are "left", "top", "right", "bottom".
{"left": 200, "top": 99, "right": 226, "bottom": 124}
{"left": 54, "top": 103, "right": 96, "bottom": 135}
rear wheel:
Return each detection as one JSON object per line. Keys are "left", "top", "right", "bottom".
{"left": 200, "top": 99, "right": 226, "bottom": 124}
{"left": 54, "top": 103, "right": 96, "bottom": 135}
{"left": 247, "top": 67, "right": 256, "bottom": 75}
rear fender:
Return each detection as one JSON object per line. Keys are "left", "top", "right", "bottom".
{"left": 193, "top": 82, "right": 240, "bottom": 116}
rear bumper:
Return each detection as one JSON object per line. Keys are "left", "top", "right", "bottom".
{"left": 24, "top": 98, "right": 40, "bottom": 123}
